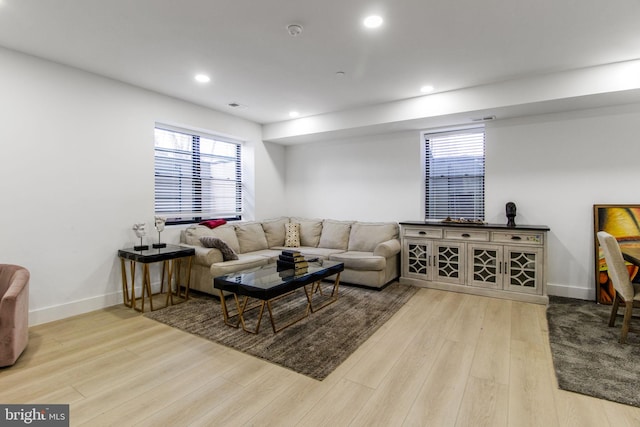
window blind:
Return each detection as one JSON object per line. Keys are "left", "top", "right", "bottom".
{"left": 154, "top": 126, "right": 242, "bottom": 223}
{"left": 424, "top": 126, "right": 485, "bottom": 220}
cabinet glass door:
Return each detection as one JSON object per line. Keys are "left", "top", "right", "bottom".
{"left": 404, "top": 240, "right": 431, "bottom": 280}
{"left": 504, "top": 246, "right": 542, "bottom": 294}
{"left": 467, "top": 244, "right": 502, "bottom": 289}
{"left": 434, "top": 242, "right": 465, "bottom": 284}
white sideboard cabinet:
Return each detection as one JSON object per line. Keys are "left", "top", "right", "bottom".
{"left": 400, "top": 221, "right": 550, "bottom": 304}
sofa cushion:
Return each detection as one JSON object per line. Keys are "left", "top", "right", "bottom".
{"left": 235, "top": 222, "right": 269, "bottom": 253}
{"left": 291, "top": 217, "right": 323, "bottom": 247}
{"left": 199, "top": 237, "right": 239, "bottom": 261}
{"left": 183, "top": 224, "right": 241, "bottom": 254}
{"left": 246, "top": 249, "right": 282, "bottom": 261}
{"left": 261, "top": 217, "right": 289, "bottom": 247}
{"left": 210, "top": 255, "right": 270, "bottom": 278}
{"left": 348, "top": 222, "right": 399, "bottom": 252}
{"left": 183, "top": 225, "right": 209, "bottom": 246}
{"left": 284, "top": 223, "right": 301, "bottom": 247}
{"left": 329, "top": 251, "right": 386, "bottom": 271}
{"left": 318, "top": 220, "right": 353, "bottom": 250}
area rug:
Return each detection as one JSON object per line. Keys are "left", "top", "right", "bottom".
{"left": 144, "top": 282, "right": 417, "bottom": 380}
{"left": 546, "top": 296, "right": 640, "bottom": 407}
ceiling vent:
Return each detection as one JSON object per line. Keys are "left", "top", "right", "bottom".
{"left": 471, "top": 115, "right": 496, "bottom": 122}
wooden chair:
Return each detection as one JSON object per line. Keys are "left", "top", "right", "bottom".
{"left": 597, "top": 231, "right": 640, "bottom": 343}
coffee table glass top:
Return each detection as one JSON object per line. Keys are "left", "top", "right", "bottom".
{"left": 214, "top": 260, "right": 344, "bottom": 300}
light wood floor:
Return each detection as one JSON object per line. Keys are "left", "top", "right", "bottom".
{"left": 2, "top": 288, "right": 640, "bottom": 426}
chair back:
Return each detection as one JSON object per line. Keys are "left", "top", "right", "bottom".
{"left": 597, "top": 231, "right": 635, "bottom": 302}
{"left": 0, "top": 264, "right": 27, "bottom": 298}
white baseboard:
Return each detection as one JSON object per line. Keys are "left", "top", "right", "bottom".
{"left": 546, "top": 282, "right": 595, "bottom": 301}
{"left": 29, "top": 281, "right": 595, "bottom": 326}
{"left": 29, "top": 293, "right": 121, "bottom": 326}
{"left": 28, "top": 283, "right": 166, "bottom": 326}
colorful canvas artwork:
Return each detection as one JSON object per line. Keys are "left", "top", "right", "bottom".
{"left": 594, "top": 205, "right": 640, "bottom": 304}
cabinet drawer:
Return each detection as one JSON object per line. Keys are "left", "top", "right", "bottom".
{"left": 491, "top": 232, "right": 544, "bottom": 245}
{"left": 443, "top": 229, "right": 489, "bottom": 241}
{"left": 403, "top": 227, "right": 443, "bottom": 239}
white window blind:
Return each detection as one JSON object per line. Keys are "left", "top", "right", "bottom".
{"left": 424, "top": 126, "right": 485, "bottom": 220}
{"left": 154, "top": 125, "right": 242, "bottom": 223}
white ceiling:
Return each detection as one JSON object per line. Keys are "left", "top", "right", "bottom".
{"left": 1, "top": 0, "right": 639, "bottom": 126}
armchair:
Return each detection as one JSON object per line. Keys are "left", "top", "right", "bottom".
{"left": 0, "top": 264, "right": 29, "bottom": 367}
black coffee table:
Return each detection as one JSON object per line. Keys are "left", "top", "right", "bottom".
{"left": 213, "top": 260, "right": 344, "bottom": 333}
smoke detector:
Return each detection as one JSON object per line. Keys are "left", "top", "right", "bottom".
{"left": 287, "top": 24, "right": 303, "bottom": 37}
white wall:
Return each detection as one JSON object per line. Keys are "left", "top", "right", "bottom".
{"left": 486, "top": 103, "right": 640, "bottom": 299}
{"left": 0, "top": 46, "right": 285, "bottom": 325}
{"left": 285, "top": 131, "right": 422, "bottom": 222}
{"left": 285, "top": 103, "right": 640, "bottom": 300}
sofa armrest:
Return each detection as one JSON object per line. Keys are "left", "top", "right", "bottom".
{"left": 180, "top": 243, "right": 224, "bottom": 265}
{"left": 373, "top": 239, "right": 401, "bottom": 258}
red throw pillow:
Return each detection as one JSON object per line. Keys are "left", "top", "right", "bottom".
{"left": 199, "top": 219, "right": 227, "bottom": 229}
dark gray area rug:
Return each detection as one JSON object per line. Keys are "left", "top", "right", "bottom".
{"left": 547, "top": 296, "right": 640, "bottom": 407}
{"left": 145, "top": 282, "right": 417, "bottom": 381}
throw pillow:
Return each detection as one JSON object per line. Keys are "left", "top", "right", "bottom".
{"left": 318, "top": 219, "right": 353, "bottom": 250}
{"left": 284, "top": 223, "right": 301, "bottom": 248}
{"left": 199, "top": 219, "right": 227, "bottom": 229}
{"left": 199, "top": 237, "right": 239, "bottom": 261}
{"left": 291, "top": 217, "right": 323, "bottom": 247}
{"left": 235, "top": 222, "right": 269, "bottom": 253}
{"left": 261, "top": 217, "right": 289, "bottom": 247}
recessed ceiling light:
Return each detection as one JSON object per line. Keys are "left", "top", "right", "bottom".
{"left": 363, "top": 15, "right": 383, "bottom": 28}
{"left": 289, "top": 111, "right": 300, "bottom": 118}
{"left": 194, "top": 74, "right": 210, "bottom": 83}
{"left": 420, "top": 85, "right": 434, "bottom": 93}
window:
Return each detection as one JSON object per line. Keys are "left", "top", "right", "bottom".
{"left": 423, "top": 126, "right": 485, "bottom": 220}
{"left": 154, "top": 125, "right": 242, "bottom": 224}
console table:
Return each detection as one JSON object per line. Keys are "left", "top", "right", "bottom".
{"left": 118, "top": 245, "right": 195, "bottom": 312}
{"left": 399, "top": 221, "right": 550, "bottom": 304}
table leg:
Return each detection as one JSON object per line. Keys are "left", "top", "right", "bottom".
{"left": 139, "top": 264, "right": 154, "bottom": 313}
{"left": 175, "top": 256, "right": 193, "bottom": 300}
{"left": 120, "top": 258, "right": 131, "bottom": 307}
{"left": 164, "top": 260, "right": 174, "bottom": 307}
{"left": 130, "top": 261, "right": 137, "bottom": 311}
{"left": 160, "top": 261, "right": 167, "bottom": 294}
{"left": 219, "top": 290, "right": 240, "bottom": 328}
{"left": 238, "top": 296, "right": 266, "bottom": 334}
{"left": 309, "top": 272, "right": 341, "bottom": 312}
{"left": 265, "top": 289, "right": 311, "bottom": 333}
{"left": 183, "top": 256, "right": 192, "bottom": 299}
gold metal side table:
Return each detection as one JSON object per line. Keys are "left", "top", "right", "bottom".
{"left": 118, "top": 245, "right": 194, "bottom": 313}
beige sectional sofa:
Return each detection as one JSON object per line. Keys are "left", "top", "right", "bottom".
{"left": 179, "top": 217, "right": 400, "bottom": 295}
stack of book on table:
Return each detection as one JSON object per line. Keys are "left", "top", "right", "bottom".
{"left": 276, "top": 250, "right": 309, "bottom": 275}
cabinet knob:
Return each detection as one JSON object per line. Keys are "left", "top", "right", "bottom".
{"left": 419, "top": 231, "right": 426, "bottom": 235}
{"left": 511, "top": 236, "right": 522, "bottom": 240}
{"left": 461, "top": 233, "right": 470, "bottom": 238}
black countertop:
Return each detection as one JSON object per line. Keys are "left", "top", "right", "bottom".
{"left": 400, "top": 220, "right": 550, "bottom": 232}
{"left": 118, "top": 244, "right": 195, "bottom": 263}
